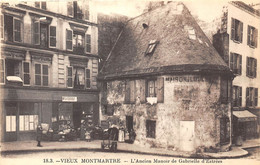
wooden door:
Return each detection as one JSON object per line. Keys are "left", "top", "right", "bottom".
{"left": 179, "top": 121, "right": 195, "bottom": 152}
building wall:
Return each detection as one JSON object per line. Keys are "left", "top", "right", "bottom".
{"left": 227, "top": 3, "right": 260, "bottom": 107}
{"left": 101, "top": 74, "right": 232, "bottom": 152}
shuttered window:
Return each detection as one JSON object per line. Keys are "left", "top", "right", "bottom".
{"left": 147, "top": 80, "right": 157, "bottom": 97}
{"left": 66, "top": 29, "right": 73, "bottom": 50}
{"left": 33, "top": 21, "right": 40, "bottom": 45}
{"left": 35, "top": 64, "right": 48, "bottom": 86}
{"left": 85, "top": 68, "right": 91, "bottom": 89}
{"left": 35, "top": 64, "right": 41, "bottom": 85}
{"left": 0, "top": 59, "right": 5, "bottom": 84}
{"left": 156, "top": 77, "right": 164, "bottom": 103}
{"left": 42, "top": 65, "right": 48, "bottom": 86}
{"left": 231, "top": 18, "right": 243, "bottom": 43}
{"left": 86, "top": 34, "right": 91, "bottom": 53}
{"left": 233, "top": 86, "right": 242, "bottom": 107}
{"left": 230, "top": 53, "right": 242, "bottom": 75}
{"left": 23, "top": 62, "right": 30, "bottom": 85}
{"left": 125, "top": 80, "right": 135, "bottom": 104}
{"left": 49, "top": 26, "right": 56, "bottom": 47}
{"left": 146, "top": 120, "right": 156, "bottom": 138}
{"left": 246, "top": 57, "right": 257, "bottom": 78}
{"left": 247, "top": 25, "right": 258, "bottom": 48}
{"left": 67, "top": 66, "right": 73, "bottom": 88}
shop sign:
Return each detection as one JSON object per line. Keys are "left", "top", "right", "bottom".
{"left": 165, "top": 76, "right": 205, "bottom": 82}
{"left": 62, "top": 96, "right": 77, "bottom": 102}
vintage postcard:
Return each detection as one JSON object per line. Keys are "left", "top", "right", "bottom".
{"left": 0, "top": 0, "right": 259, "bottom": 165}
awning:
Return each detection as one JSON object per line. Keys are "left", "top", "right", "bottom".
{"left": 233, "top": 110, "right": 257, "bottom": 122}
{"left": 6, "top": 76, "right": 23, "bottom": 83}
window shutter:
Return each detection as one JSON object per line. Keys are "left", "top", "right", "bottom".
{"left": 246, "top": 87, "right": 249, "bottom": 107}
{"left": 247, "top": 25, "right": 250, "bottom": 46}
{"left": 23, "top": 62, "right": 30, "bottom": 85}
{"left": 239, "top": 55, "right": 242, "bottom": 75}
{"left": 230, "top": 53, "right": 234, "bottom": 71}
{"left": 0, "top": 59, "right": 5, "bottom": 84}
{"left": 49, "top": 26, "right": 56, "bottom": 47}
{"left": 85, "top": 68, "right": 91, "bottom": 89}
{"left": 254, "top": 59, "right": 257, "bottom": 78}
{"left": 231, "top": 18, "right": 235, "bottom": 40}
{"left": 33, "top": 21, "right": 40, "bottom": 45}
{"left": 35, "top": 64, "right": 41, "bottom": 85}
{"left": 130, "top": 80, "right": 136, "bottom": 103}
{"left": 255, "top": 88, "right": 258, "bottom": 107}
{"left": 42, "top": 65, "right": 48, "bottom": 86}
{"left": 124, "top": 80, "right": 130, "bottom": 104}
{"left": 67, "top": 66, "right": 73, "bottom": 88}
{"left": 0, "top": 15, "right": 3, "bottom": 39}
{"left": 14, "top": 19, "right": 21, "bottom": 42}
{"left": 240, "top": 22, "right": 243, "bottom": 43}
{"left": 246, "top": 57, "right": 249, "bottom": 76}
{"left": 66, "top": 29, "right": 72, "bottom": 50}
{"left": 86, "top": 34, "right": 91, "bottom": 53}
{"left": 157, "top": 77, "right": 164, "bottom": 103}
{"left": 239, "top": 86, "right": 242, "bottom": 106}
{"left": 140, "top": 79, "right": 146, "bottom": 103}
{"left": 254, "top": 28, "right": 258, "bottom": 48}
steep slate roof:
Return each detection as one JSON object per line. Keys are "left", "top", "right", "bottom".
{"left": 99, "top": 2, "right": 231, "bottom": 80}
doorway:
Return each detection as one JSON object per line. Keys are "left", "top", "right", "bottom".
{"left": 179, "top": 121, "right": 195, "bottom": 152}
{"left": 126, "top": 116, "right": 133, "bottom": 133}
{"left": 5, "top": 102, "right": 18, "bottom": 142}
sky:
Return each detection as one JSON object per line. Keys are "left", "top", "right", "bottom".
{"left": 93, "top": 0, "right": 260, "bottom": 22}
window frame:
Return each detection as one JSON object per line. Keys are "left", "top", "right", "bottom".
{"left": 246, "top": 57, "right": 257, "bottom": 78}
{"left": 35, "top": 1, "right": 47, "bottom": 10}
{"left": 246, "top": 87, "right": 258, "bottom": 107}
{"left": 247, "top": 25, "right": 258, "bottom": 48}
{"left": 233, "top": 86, "right": 242, "bottom": 107}
{"left": 85, "top": 34, "right": 91, "bottom": 53}
{"left": 145, "top": 40, "right": 158, "bottom": 55}
{"left": 22, "top": 61, "right": 30, "bottom": 86}
{"left": 0, "top": 58, "right": 5, "bottom": 84}
{"left": 6, "top": 115, "right": 16, "bottom": 132}
{"left": 13, "top": 17, "right": 23, "bottom": 43}
{"left": 231, "top": 18, "right": 243, "bottom": 43}
{"left": 19, "top": 115, "right": 38, "bottom": 131}
{"left": 66, "top": 29, "right": 73, "bottom": 51}
{"left": 67, "top": 66, "right": 73, "bottom": 88}
{"left": 230, "top": 53, "right": 242, "bottom": 75}
{"left": 34, "top": 63, "right": 49, "bottom": 86}
{"left": 146, "top": 79, "right": 157, "bottom": 97}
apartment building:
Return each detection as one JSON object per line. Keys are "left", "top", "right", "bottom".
{"left": 0, "top": 1, "right": 99, "bottom": 142}
{"left": 213, "top": 1, "right": 260, "bottom": 141}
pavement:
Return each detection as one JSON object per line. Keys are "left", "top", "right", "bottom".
{"left": 0, "top": 138, "right": 259, "bottom": 158}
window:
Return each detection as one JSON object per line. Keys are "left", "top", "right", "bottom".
{"left": 67, "top": 66, "right": 73, "bottom": 88}
{"left": 32, "top": 21, "right": 51, "bottom": 48}
{"left": 6, "top": 59, "right": 20, "bottom": 77}
{"left": 233, "top": 86, "right": 242, "bottom": 107}
{"left": 86, "top": 34, "right": 91, "bottom": 53}
{"left": 73, "top": 1, "right": 83, "bottom": 19}
{"left": 147, "top": 80, "right": 157, "bottom": 97}
{"left": 220, "top": 116, "right": 230, "bottom": 144}
{"left": 146, "top": 120, "right": 156, "bottom": 138}
{"left": 23, "top": 62, "right": 30, "bottom": 85}
{"left": 4, "top": 15, "right": 23, "bottom": 42}
{"left": 67, "top": 2, "right": 73, "bottom": 17}
{"left": 0, "top": 15, "right": 4, "bottom": 39}
{"left": 220, "top": 77, "right": 230, "bottom": 104}
{"left": 231, "top": 18, "right": 243, "bottom": 43}
{"left": 246, "top": 87, "right": 258, "bottom": 107}
{"left": 188, "top": 28, "right": 196, "bottom": 40}
{"left": 73, "top": 32, "right": 84, "bottom": 53}
{"left": 125, "top": 80, "right": 135, "bottom": 104}
{"left": 35, "top": 1, "right": 46, "bottom": 10}
{"left": 247, "top": 25, "right": 258, "bottom": 47}
{"left": 85, "top": 68, "right": 91, "bottom": 89}
{"left": 230, "top": 53, "right": 242, "bottom": 75}
{"left": 0, "top": 59, "right": 5, "bottom": 84}
{"left": 49, "top": 26, "right": 56, "bottom": 47}
{"left": 6, "top": 116, "right": 16, "bottom": 132}
{"left": 145, "top": 40, "right": 158, "bottom": 55}
{"left": 19, "top": 115, "right": 38, "bottom": 131}
{"left": 66, "top": 29, "right": 73, "bottom": 50}
{"left": 35, "top": 64, "right": 48, "bottom": 86}
{"left": 246, "top": 57, "right": 257, "bottom": 78}
{"left": 73, "top": 67, "right": 85, "bottom": 89}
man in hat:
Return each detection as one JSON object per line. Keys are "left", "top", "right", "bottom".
{"left": 36, "top": 124, "right": 43, "bottom": 147}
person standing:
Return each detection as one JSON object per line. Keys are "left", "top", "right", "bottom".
{"left": 36, "top": 125, "right": 43, "bottom": 147}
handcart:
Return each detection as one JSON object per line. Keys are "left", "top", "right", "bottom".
{"left": 101, "top": 127, "right": 118, "bottom": 152}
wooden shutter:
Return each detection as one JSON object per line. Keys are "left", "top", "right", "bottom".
{"left": 231, "top": 18, "right": 235, "bottom": 40}
{"left": 130, "top": 80, "right": 136, "bottom": 103}
{"left": 254, "top": 28, "right": 258, "bottom": 48}
{"left": 13, "top": 19, "right": 21, "bottom": 42}
{"left": 246, "top": 87, "right": 249, "bottom": 107}
{"left": 42, "top": 64, "right": 48, "bottom": 86}
{"left": 247, "top": 25, "right": 250, "bottom": 45}
{"left": 239, "top": 21, "right": 243, "bottom": 43}
{"left": 0, "top": 15, "right": 3, "bottom": 39}
{"left": 67, "top": 66, "right": 73, "bottom": 88}
{"left": 254, "top": 59, "right": 257, "bottom": 78}
{"left": 0, "top": 59, "right": 5, "bottom": 84}
{"left": 49, "top": 26, "right": 56, "bottom": 47}
{"left": 85, "top": 68, "right": 91, "bottom": 89}
{"left": 66, "top": 29, "right": 72, "bottom": 50}
{"left": 140, "top": 79, "right": 146, "bottom": 103}
{"left": 157, "top": 77, "right": 164, "bottom": 103}
{"left": 33, "top": 21, "right": 40, "bottom": 45}
{"left": 86, "top": 34, "right": 91, "bottom": 53}
{"left": 23, "top": 62, "right": 30, "bottom": 85}
{"left": 230, "top": 53, "right": 234, "bottom": 71}
{"left": 255, "top": 88, "right": 258, "bottom": 107}
{"left": 125, "top": 80, "right": 130, "bottom": 104}
{"left": 35, "top": 64, "right": 41, "bottom": 85}
{"left": 239, "top": 55, "right": 242, "bottom": 75}
{"left": 246, "top": 57, "right": 249, "bottom": 76}
{"left": 239, "top": 86, "right": 242, "bottom": 106}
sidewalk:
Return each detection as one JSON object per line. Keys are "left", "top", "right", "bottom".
{"left": 1, "top": 138, "right": 259, "bottom": 158}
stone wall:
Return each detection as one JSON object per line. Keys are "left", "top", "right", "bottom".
{"left": 101, "top": 74, "right": 232, "bottom": 152}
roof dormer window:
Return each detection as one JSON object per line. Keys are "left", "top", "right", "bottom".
{"left": 184, "top": 25, "right": 196, "bottom": 40}
{"left": 145, "top": 40, "right": 158, "bottom": 55}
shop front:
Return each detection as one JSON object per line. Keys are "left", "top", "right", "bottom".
{"left": 0, "top": 86, "right": 99, "bottom": 142}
